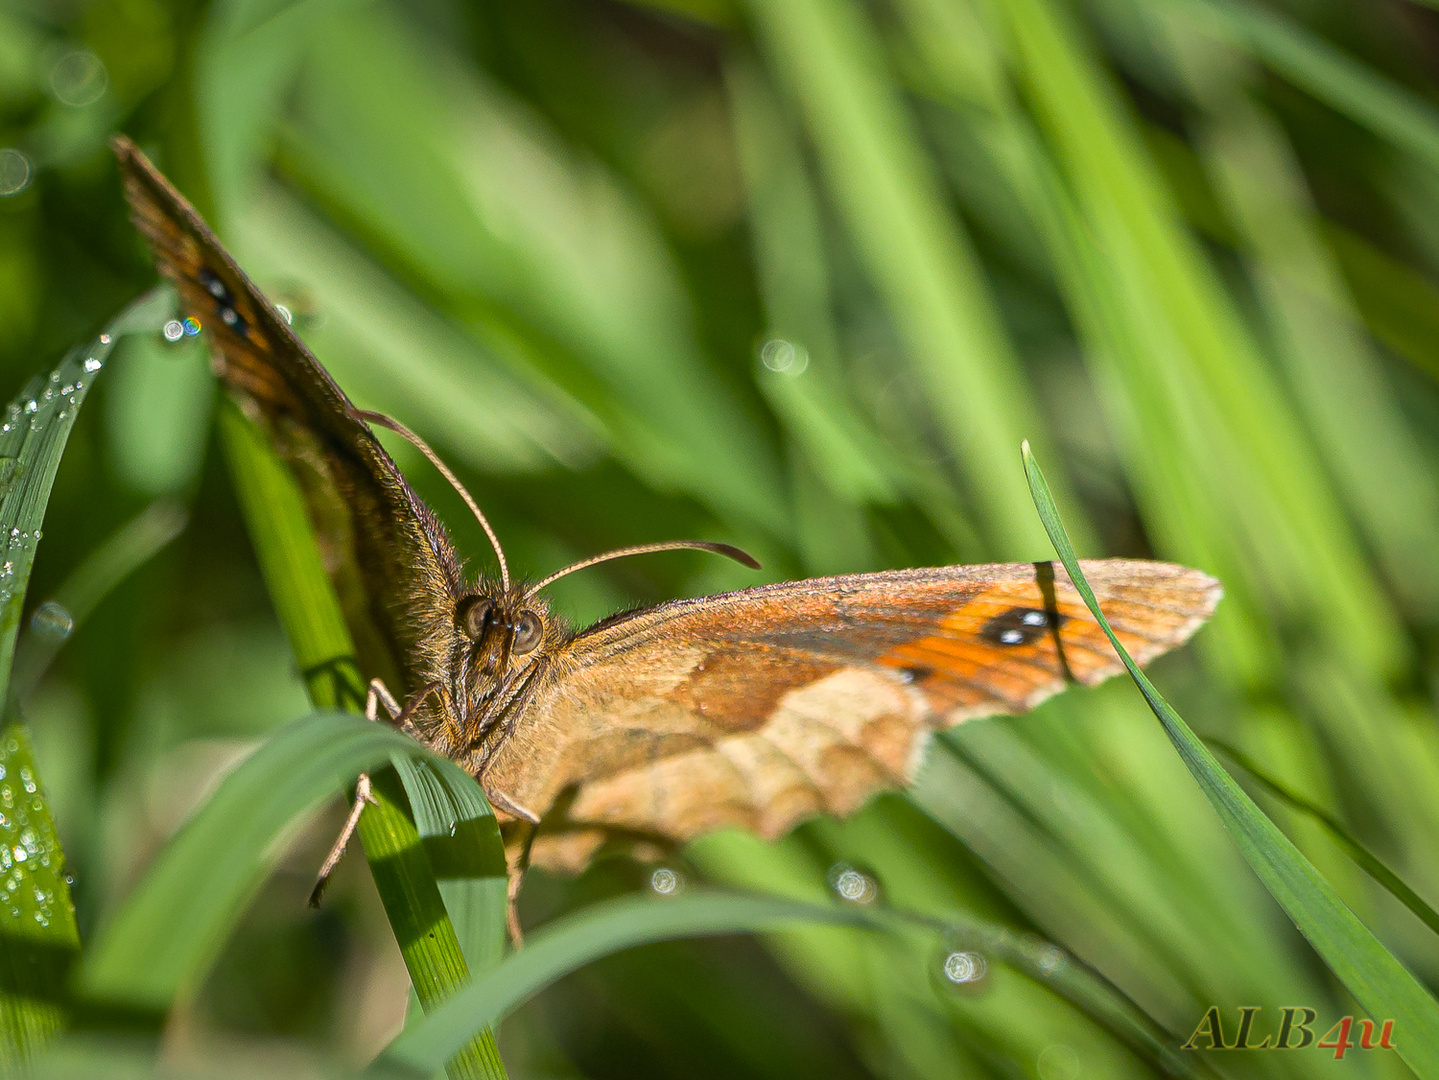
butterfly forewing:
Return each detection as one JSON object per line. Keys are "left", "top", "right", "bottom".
{"left": 486, "top": 560, "right": 1219, "bottom": 869}
{"left": 113, "top": 137, "right": 463, "bottom": 705}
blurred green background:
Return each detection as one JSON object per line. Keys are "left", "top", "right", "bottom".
{"left": 3, "top": 0, "right": 1439, "bottom": 1074}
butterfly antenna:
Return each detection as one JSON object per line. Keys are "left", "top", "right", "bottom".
{"left": 525, "top": 541, "right": 760, "bottom": 600}
{"left": 357, "top": 410, "right": 510, "bottom": 592}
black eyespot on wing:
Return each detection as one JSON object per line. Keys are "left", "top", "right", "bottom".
{"left": 898, "top": 665, "right": 934, "bottom": 684}
{"left": 198, "top": 266, "right": 232, "bottom": 303}
{"left": 219, "top": 305, "right": 249, "bottom": 337}
{"left": 980, "top": 607, "right": 1063, "bottom": 647}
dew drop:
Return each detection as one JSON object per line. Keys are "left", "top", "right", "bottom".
{"left": 30, "top": 601, "right": 72, "bottom": 642}
{"left": 83, "top": 356, "right": 103, "bottom": 372}
{"left": 650, "top": 867, "right": 684, "bottom": 896}
{"left": 828, "top": 863, "right": 878, "bottom": 905}
{"left": 943, "top": 950, "right": 987, "bottom": 984}
{"left": 0, "top": 149, "right": 32, "bottom": 197}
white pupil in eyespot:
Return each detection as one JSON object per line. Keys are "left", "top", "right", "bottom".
{"left": 1022, "top": 610, "right": 1047, "bottom": 626}
{"left": 1000, "top": 629, "right": 1025, "bottom": 645}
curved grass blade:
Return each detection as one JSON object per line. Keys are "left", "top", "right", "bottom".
{"left": 0, "top": 728, "right": 80, "bottom": 1070}
{"left": 1208, "top": 738, "right": 1439, "bottom": 941}
{"left": 0, "top": 292, "right": 168, "bottom": 1066}
{"left": 373, "top": 893, "right": 876, "bottom": 1079}
{"left": 392, "top": 755, "right": 507, "bottom": 975}
{"left": 1021, "top": 440, "right": 1439, "bottom": 1076}
{"left": 79, "top": 711, "right": 420, "bottom": 1008}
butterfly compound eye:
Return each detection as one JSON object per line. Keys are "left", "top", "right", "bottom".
{"left": 513, "top": 612, "right": 542, "bottom": 655}
{"left": 461, "top": 597, "right": 493, "bottom": 640}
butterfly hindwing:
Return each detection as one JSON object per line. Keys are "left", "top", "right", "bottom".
{"left": 486, "top": 559, "right": 1220, "bottom": 868}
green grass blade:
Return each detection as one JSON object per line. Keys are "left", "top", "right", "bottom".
{"left": 0, "top": 726, "right": 81, "bottom": 1070}
{"left": 1021, "top": 440, "right": 1439, "bottom": 1075}
{"left": 0, "top": 294, "right": 166, "bottom": 1065}
{"left": 741, "top": 0, "right": 1084, "bottom": 555}
{"left": 79, "top": 711, "right": 420, "bottom": 1008}
{"left": 374, "top": 894, "right": 875, "bottom": 1079}
{"left": 1182, "top": 0, "right": 1439, "bottom": 175}
{"left": 392, "top": 755, "right": 507, "bottom": 976}
{"left": 0, "top": 297, "right": 160, "bottom": 706}
{"left": 1208, "top": 739, "right": 1439, "bottom": 942}
{"left": 216, "top": 398, "right": 507, "bottom": 1079}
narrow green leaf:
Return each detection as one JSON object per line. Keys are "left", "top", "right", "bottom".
{"left": 0, "top": 293, "right": 165, "bottom": 1065}
{"left": 1181, "top": 0, "right": 1439, "bottom": 175}
{"left": 215, "top": 397, "right": 508, "bottom": 1079}
{"left": 392, "top": 755, "right": 507, "bottom": 976}
{"left": 374, "top": 894, "right": 876, "bottom": 1079}
{"left": 80, "top": 712, "right": 418, "bottom": 1008}
{"left": 1021, "top": 440, "right": 1439, "bottom": 1076}
{"left": 1208, "top": 739, "right": 1439, "bottom": 941}
{"left": 0, "top": 727, "right": 80, "bottom": 1070}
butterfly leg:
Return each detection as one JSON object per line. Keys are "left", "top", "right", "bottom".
{"left": 484, "top": 789, "right": 540, "bottom": 946}
{"left": 308, "top": 773, "right": 379, "bottom": 907}
{"left": 309, "top": 679, "right": 443, "bottom": 906}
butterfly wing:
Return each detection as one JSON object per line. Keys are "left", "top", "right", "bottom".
{"left": 113, "top": 137, "right": 462, "bottom": 700}
{"left": 486, "top": 559, "right": 1220, "bottom": 868}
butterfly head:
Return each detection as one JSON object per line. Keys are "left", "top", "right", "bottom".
{"left": 455, "top": 585, "right": 558, "bottom": 684}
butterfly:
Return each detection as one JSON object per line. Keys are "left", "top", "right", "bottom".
{"left": 113, "top": 136, "right": 1220, "bottom": 935}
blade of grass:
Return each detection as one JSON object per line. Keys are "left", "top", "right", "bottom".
{"left": 1178, "top": 0, "right": 1439, "bottom": 175}
{"left": 1021, "top": 440, "right": 1439, "bottom": 1075}
{"left": 79, "top": 712, "right": 425, "bottom": 1008}
{"left": 0, "top": 726, "right": 80, "bottom": 1070}
{"left": 392, "top": 755, "right": 507, "bottom": 977}
{"left": 216, "top": 397, "right": 506, "bottom": 1079}
{"left": 741, "top": 0, "right": 1086, "bottom": 556}
{"left": 0, "top": 294, "right": 166, "bottom": 1065}
{"left": 373, "top": 893, "right": 876, "bottom": 1079}
{"left": 1208, "top": 738, "right": 1439, "bottom": 942}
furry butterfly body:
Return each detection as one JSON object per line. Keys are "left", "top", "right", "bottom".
{"left": 113, "top": 137, "right": 1221, "bottom": 876}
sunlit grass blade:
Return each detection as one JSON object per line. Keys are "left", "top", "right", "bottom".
{"left": 1021, "top": 440, "right": 1439, "bottom": 1075}
{"left": 0, "top": 295, "right": 162, "bottom": 705}
{"left": 0, "top": 294, "right": 166, "bottom": 1066}
{"left": 79, "top": 712, "right": 421, "bottom": 1008}
{"left": 0, "top": 727, "right": 80, "bottom": 1070}
{"left": 1208, "top": 739, "right": 1439, "bottom": 942}
{"left": 216, "top": 398, "right": 507, "bottom": 1079}
{"left": 392, "top": 755, "right": 507, "bottom": 976}
{"left": 373, "top": 894, "right": 875, "bottom": 1079}
{"left": 741, "top": 0, "right": 1083, "bottom": 555}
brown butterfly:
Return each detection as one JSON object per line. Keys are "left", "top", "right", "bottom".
{"left": 113, "top": 136, "right": 1220, "bottom": 936}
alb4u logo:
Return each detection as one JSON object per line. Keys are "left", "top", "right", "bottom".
{"left": 1183, "top": 1007, "right": 1397, "bottom": 1059}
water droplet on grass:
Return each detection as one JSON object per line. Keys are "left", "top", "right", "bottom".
{"left": 942, "top": 950, "right": 987, "bottom": 984}
{"left": 30, "top": 601, "right": 72, "bottom": 641}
